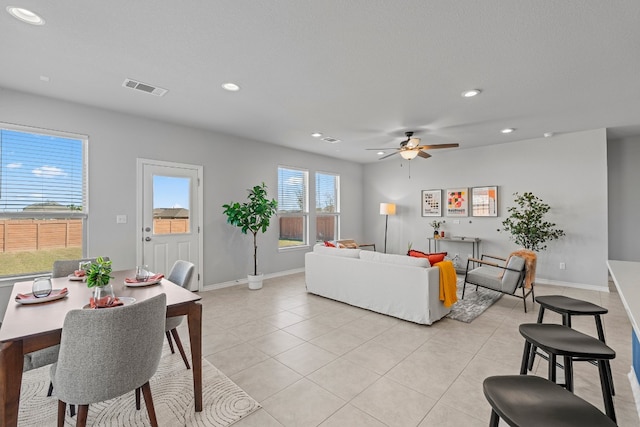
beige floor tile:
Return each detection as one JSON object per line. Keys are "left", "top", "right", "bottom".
{"left": 232, "top": 408, "right": 284, "bottom": 427}
{"left": 229, "top": 319, "right": 280, "bottom": 341}
{"left": 274, "top": 342, "right": 339, "bottom": 376}
{"left": 263, "top": 311, "right": 307, "bottom": 328}
{"left": 283, "top": 318, "right": 336, "bottom": 341}
{"left": 370, "top": 324, "right": 432, "bottom": 355}
{"left": 338, "top": 317, "right": 396, "bottom": 340}
{"left": 351, "top": 377, "right": 436, "bottom": 427}
{"left": 342, "top": 341, "right": 407, "bottom": 375}
{"left": 205, "top": 342, "right": 269, "bottom": 376}
{"left": 319, "top": 404, "right": 387, "bottom": 427}
{"left": 201, "top": 330, "right": 244, "bottom": 356}
{"left": 230, "top": 358, "right": 302, "bottom": 402}
{"left": 418, "top": 401, "right": 485, "bottom": 427}
{"left": 262, "top": 379, "right": 345, "bottom": 427}
{"left": 438, "top": 374, "right": 493, "bottom": 422}
{"left": 248, "top": 330, "right": 305, "bottom": 356}
{"left": 308, "top": 357, "right": 380, "bottom": 400}
{"left": 310, "top": 329, "right": 368, "bottom": 355}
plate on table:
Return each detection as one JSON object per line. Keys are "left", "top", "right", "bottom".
{"left": 67, "top": 273, "right": 86, "bottom": 281}
{"left": 124, "top": 278, "right": 162, "bottom": 287}
{"left": 15, "top": 289, "right": 69, "bottom": 305}
{"left": 82, "top": 296, "right": 136, "bottom": 309}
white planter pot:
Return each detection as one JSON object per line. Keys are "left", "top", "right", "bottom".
{"left": 247, "top": 273, "right": 264, "bottom": 290}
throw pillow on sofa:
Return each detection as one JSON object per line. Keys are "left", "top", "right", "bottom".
{"left": 314, "top": 244, "right": 361, "bottom": 258}
{"left": 408, "top": 249, "right": 448, "bottom": 265}
{"left": 360, "top": 250, "right": 429, "bottom": 268}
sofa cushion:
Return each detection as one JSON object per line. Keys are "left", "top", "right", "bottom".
{"left": 313, "top": 244, "right": 361, "bottom": 258}
{"left": 360, "top": 250, "right": 429, "bottom": 268}
{"left": 408, "top": 250, "right": 447, "bottom": 265}
{"left": 324, "top": 240, "right": 336, "bottom": 247}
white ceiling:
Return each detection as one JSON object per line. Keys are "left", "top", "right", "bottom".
{"left": 2, "top": 1, "right": 640, "bottom": 163}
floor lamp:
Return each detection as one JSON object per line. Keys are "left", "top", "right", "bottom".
{"left": 380, "top": 203, "right": 396, "bottom": 253}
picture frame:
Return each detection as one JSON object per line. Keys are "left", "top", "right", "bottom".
{"left": 472, "top": 186, "right": 498, "bottom": 217}
{"left": 421, "top": 189, "right": 442, "bottom": 217}
{"left": 446, "top": 188, "right": 468, "bottom": 217}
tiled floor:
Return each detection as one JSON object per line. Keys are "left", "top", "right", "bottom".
{"left": 186, "top": 273, "right": 640, "bottom": 426}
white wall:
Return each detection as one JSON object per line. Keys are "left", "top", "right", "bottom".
{"left": 608, "top": 135, "right": 640, "bottom": 262}
{"left": 363, "top": 129, "right": 609, "bottom": 290}
{"left": 0, "top": 87, "right": 364, "bottom": 287}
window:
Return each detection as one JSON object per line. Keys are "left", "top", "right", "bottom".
{"left": 278, "top": 166, "right": 308, "bottom": 248}
{"left": 315, "top": 172, "right": 340, "bottom": 242}
{"left": 0, "top": 123, "right": 87, "bottom": 277}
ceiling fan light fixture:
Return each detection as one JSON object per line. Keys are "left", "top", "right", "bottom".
{"left": 400, "top": 150, "right": 419, "bottom": 160}
{"left": 407, "top": 137, "right": 420, "bottom": 148}
{"left": 221, "top": 82, "right": 240, "bottom": 92}
{"left": 461, "top": 89, "right": 481, "bottom": 98}
{"left": 501, "top": 128, "right": 515, "bottom": 134}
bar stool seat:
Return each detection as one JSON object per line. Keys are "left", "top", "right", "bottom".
{"left": 519, "top": 323, "right": 616, "bottom": 422}
{"left": 483, "top": 375, "right": 616, "bottom": 427}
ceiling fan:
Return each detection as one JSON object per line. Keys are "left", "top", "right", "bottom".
{"left": 367, "top": 131, "right": 459, "bottom": 160}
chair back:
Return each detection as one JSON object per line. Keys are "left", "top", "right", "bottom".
{"left": 51, "top": 293, "right": 166, "bottom": 405}
{"left": 167, "top": 260, "right": 195, "bottom": 289}
{"left": 501, "top": 256, "right": 526, "bottom": 294}
{"left": 52, "top": 257, "right": 111, "bottom": 278}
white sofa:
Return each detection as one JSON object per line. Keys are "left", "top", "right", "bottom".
{"left": 305, "top": 244, "right": 451, "bottom": 325}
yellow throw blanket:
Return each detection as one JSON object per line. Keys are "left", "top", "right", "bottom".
{"left": 435, "top": 260, "right": 458, "bottom": 308}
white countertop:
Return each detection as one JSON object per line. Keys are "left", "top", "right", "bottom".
{"left": 607, "top": 260, "right": 640, "bottom": 338}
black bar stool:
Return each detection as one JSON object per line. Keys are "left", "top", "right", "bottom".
{"left": 483, "top": 375, "right": 616, "bottom": 426}
{"left": 528, "top": 295, "right": 608, "bottom": 365}
{"left": 519, "top": 323, "right": 616, "bottom": 422}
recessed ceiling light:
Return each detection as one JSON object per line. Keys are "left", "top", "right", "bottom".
{"left": 377, "top": 151, "right": 384, "bottom": 155}
{"left": 461, "top": 89, "right": 481, "bottom": 98}
{"left": 311, "top": 132, "right": 323, "bottom": 138}
{"left": 6, "top": 7, "right": 44, "bottom": 25}
{"left": 221, "top": 82, "right": 240, "bottom": 92}
{"left": 543, "top": 132, "right": 554, "bottom": 138}
{"left": 501, "top": 128, "right": 515, "bottom": 134}
{"left": 39, "top": 75, "right": 50, "bottom": 82}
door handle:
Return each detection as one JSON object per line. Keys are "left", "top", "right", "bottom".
{"left": 145, "top": 227, "right": 151, "bottom": 232}
{"left": 145, "top": 237, "right": 151, "bottom": 242}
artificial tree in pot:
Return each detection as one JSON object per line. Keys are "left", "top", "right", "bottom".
{"left": 222, "top": 182, "right": 278, "bottom": 290}
{"left": 500, "top": 192, "right": 565, "bottom": 252}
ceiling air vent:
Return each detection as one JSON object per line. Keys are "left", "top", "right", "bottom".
{"left": 122, "top": 78, "right": 168, "bottom": 97}
{"left": 321, "top": 137, "right": 341, "bottom": 144}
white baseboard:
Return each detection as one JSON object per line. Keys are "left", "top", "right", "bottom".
{"left": 535, "top": 277, "right": 609, "bottom": 293}
{"left": 202, "top": 268, "right": 305, "bottom": 292}
{"left": 628, "top": 367, "right": 640, "bottom": 419}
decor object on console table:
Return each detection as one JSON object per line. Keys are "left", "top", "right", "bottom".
{"left": 427, "top": 236, "right": 481, "bottom": 274}
{"left": 429, "top": 220, "right": 442, "bottom": 238}
{"left": 222, "top": 182, "right": 278, "bottom": 290}
{"left": 380, "top": 202, "right": 396, "bottom": 253}
{"left": 500, "top": 192, "right": 565, "bottom": 252}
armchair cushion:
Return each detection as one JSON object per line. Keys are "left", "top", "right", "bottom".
{"left": 465, "top": 256, "right": 525, "bottom": 294}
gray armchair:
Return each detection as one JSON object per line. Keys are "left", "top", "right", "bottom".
{"left": 165, "top": 260, "right": 195, "bottom": 369}
{"left": 50, "top": 293, "right": 167, "bottom": 427}
{"left": 462, "top": 254, "right": 534, "bottom": 312}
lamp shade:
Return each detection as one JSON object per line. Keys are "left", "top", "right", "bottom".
{"left": 379, "top": 203, "right": 396, "bottom": 215}
{"left": 400, "top": 150, "right": 419, "bottom": 160}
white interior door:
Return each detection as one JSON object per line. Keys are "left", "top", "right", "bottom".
{"left": 138, "top": 160, "right": 202, "bottom": 291}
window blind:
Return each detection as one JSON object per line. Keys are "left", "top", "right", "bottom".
{"left": 315, "top": 172, "right": 339, "bottom": 213}
{"left": 278, "top": 167, "right": 307, "bottom": 213}
{"left": 0, "top": 126, "right": 87, "bottom": 215}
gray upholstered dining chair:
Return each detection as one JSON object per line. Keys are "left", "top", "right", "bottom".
{"left": 50, "top": 293, "right": 166, "bottom": 427}
{"left": 165, "top": 260, "right": 195, "bottom": 369}
{"left": 52, "top": 256, "right": 110, "bottom": 279}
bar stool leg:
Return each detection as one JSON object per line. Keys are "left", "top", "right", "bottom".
{"left": 489, "top": 409, "right": 500, "bottom": 427}
{"left": 594, "top": 314, "right": 616, "bottom": 396}
{"left": 520, "top": 340, "right": 532, "bottom": 375}
{"left": 527, "top": 306, "right": 546, "bottom": 371}
{"left": 564, "top": 356, "right": 574, "bottom": 392}
{"left": 599, "top": 360, "right": 616, "bottom": 423}
{"left": 548, "top": 353, "right": 557, "bottom": 383}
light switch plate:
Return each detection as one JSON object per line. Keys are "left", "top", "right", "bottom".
{"left": 116, "top": 215, "right": 127, "bottom": 224}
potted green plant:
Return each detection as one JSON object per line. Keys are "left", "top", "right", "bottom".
{"left": 222, "top": 182, "right": 278, "bottom": 290}
{"left": 429, "top": 220, "right": 442, "bottom": 238}
{"left": 500, "top": 192, "right": 565, "bottom": 252}
{"left": 86, "top": 256, "right": 114, "bottom": 300}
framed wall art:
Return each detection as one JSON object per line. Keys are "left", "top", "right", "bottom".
{"left": 472, "top": 186, "right": 498, "bottom": 217}
{"left": 421, "top": 189, "right": 442, "bottom": 217}
{"left": 446, "top": 188, "right": 468, "bottom": 217}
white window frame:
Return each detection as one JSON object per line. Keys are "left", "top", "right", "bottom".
{"left": 277, "top": 166, "right": 309, "bottom": 251}
{"left": 0, "top": 122, "right": 88, "bottom": 278}
{"left": 315, "top": 171, "right": 340, "bottom": 242}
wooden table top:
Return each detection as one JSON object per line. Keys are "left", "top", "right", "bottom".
{"left": 0, "top": 269, "right": 201, "bottom": 343}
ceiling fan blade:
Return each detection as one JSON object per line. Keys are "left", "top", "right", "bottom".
{"left": 417, "top": 150, "right": 431, "bottom": 159}
{"left": 416, "top": 143, "right": 460, "bottom": 150}
{"left": 378, "top": 151, "right": 399, "bottom": 160}
{"left": 365, "top": 148, "right": 399, "bottom": 151}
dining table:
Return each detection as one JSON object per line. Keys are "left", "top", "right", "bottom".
{"left": 0, "top": 269, "right": 203, "bottom": 427}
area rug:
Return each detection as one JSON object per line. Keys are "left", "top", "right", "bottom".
{"left": 446, "top": 279, "right": 503, "bottom": 323}
{"left": 18, "top": 345, "right": 260, "bottom": 426}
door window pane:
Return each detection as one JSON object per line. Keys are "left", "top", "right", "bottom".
{"left": 152, "top": 176, "right": 190, "bottom": 235}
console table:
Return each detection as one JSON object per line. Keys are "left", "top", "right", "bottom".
{"left": 427, "top": 236, "right": 481, "bottom": 273}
